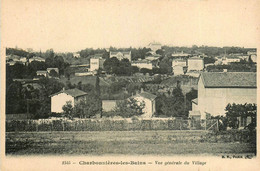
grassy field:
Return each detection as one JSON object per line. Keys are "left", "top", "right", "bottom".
{"left": 6, "top": 130, "right": 256, "bottom": 155}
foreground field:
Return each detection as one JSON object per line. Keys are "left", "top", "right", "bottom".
{"left": 6, "top": 130, "right": 256, "bottom": 155}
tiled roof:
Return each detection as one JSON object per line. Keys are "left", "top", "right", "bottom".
{"left": 201, "top": 72, "right": 256, "bottom": 88}
{"left": 50, "top": 88, "right": 87, "bottom": 97}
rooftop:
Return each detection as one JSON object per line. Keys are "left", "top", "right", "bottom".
{"left": 201, "top": 72, "right": 256, "bottom": 88}
{"left": 110, "top": 51, "right": 131, "bottom": 55}
{"left": 137, "top": 91, "right": 157, "bottom": 100}
{"left": 36, "top": 70, "right": 47, "bottom": 73}
{"left": 50, "top": 88, "right": 87, "bottom": 97}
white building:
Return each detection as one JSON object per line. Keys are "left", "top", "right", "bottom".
{"left": 50, "top": 88, "right": 88, "bottom": 113}
{"left": 189, "top": 72, "right": 257, "bottom": 120}
{"left": 110, "top": 51, "right": 131, "bottom": 61}
{"left": 222, "top": 56, "right": 240, "bottom": 65}
{"left": 132, "top": 91, "right": 157, "bottom": 118}
{"left": 172, "top": 59, "right": 187, "bottom": 67}
{"left": 36, "top": 70, "right": 48, "bottom": 77}
{"left": 173, "top": 65, "right": 185, "bottom": 75}
{"left": 47, "top": 68, "right": 59, "bottom": 74}
{"left": 73, "top": 53, "right": 80, "bottom": 58}
{"left": 29, "top": 56, "right": 45, "bottom": 63}
{"left": 147, "top": 42, "right": 162, "bottom": 52}
{"left": 131, "top": 60, "right": 153, "bottom": 70}
{"left": 171, "top": 52, "right": 190, "bottom": 58}
{"left": 250, "top": 54, "right": 257, "bottom": 63}
{"left": 90, "top": 57, "right": 105, "bottom": 71}
{"left": 187, "top": 57, "right": 204, "bottom": 71}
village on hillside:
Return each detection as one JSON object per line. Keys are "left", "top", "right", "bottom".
{"left": 5, "top": 44, "right": 257, "bottom": 155}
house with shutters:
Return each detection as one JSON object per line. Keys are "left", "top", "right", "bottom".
{"left": 189, "top": 72, "right": 257, "bottom": 120}
{"left": 50, "top": 88, "right": 88, "bottom": 113}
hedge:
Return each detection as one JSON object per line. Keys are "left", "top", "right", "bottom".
{"left": 6, "top": 118, "right": 213, "bottom": 132}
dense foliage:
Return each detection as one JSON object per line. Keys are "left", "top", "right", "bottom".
{"left": 225, "top": 103, "right": 257, "bottom": 129}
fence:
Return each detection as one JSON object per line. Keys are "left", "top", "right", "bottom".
{"left": 6, "top": 118, "right": 218, "bottom": 132}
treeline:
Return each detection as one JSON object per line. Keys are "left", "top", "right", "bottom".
{"left": 163, "top": 45, "right": 256, "bottom": 57}
{"left": 206, "top": 60, "right": 256, "bottom": 72}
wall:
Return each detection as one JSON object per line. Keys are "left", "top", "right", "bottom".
{"left": 90, "top": 58, "right": 99, "bottom": 71}
{"left": 188, "top": 59, "right": 204, "bottom": 71}
{"left": 51, "top": 93, "right": 74, "bottom": 113}
{"left": 131, "top": 62, "right": 153, "bottom": 70}
{"left": 134, "top": 96, "right": 154, "bottom": 118}
{"left": 102, "top": 100, "right": 117, "bottom": 112}
{"left": 172, "top": 61, "right": 186, "bottom": 67}
{"left": 197, "top": 78, "right": 257, "bottom": 118}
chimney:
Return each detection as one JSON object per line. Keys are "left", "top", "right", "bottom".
{"left": 141, "top": 88, "right": 144, "bottom": 93}
{"left": 63, "top": 87, "right": 65, "bottom": 91}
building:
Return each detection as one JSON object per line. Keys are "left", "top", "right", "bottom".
{"left": 73, "top": 53, "right": 80, "bottom": 58}
{"left": 172, "top": 59, "right": 187, "bottom": 67}
{"left": 47, "top": 68, "right": 59, "bottom": 74}
{"left": 90, "top": 57, "right": 105, "bottom": 71}
{"left": 222, "top": 56, "right": 240, "bottom": 65}
{"left": 131, "top": 59, "right": 153, "bottom": 70}
{"left": 247, "top": 50, "right": 256, "bottom": 56}
{"left": 36, "top": 70, "right": 48, "bottom": 77}
{"left": 187, "top": 57, "right": 204, "bottom": 71}
{"left": 147, "top": 42, "right": 162, "bottom": 52}
{"left": 110, "top": 51, "right": 131, "bottom": 61}
{"left": 250, "top": 54, "right": 257, "bottom": 63}
{"left": 50, "top": 88, "right": 88, "bottom": 113}
{"left": 171, "top": 52, "right": 191, "bottom": 58}
{"left": 173, "top": 65, "right": 185, "bottom": 75}
{"left": 29, "top": 56, "right": 45, "bottom": 63}
{"left": 132, "top": 91, "right": 157, "bottom": 118}
{"left": 189, "top": 72, "right": 257, "bottom": 120}
{"left": 102, "top": 100, "right": 119, "bottom": 112}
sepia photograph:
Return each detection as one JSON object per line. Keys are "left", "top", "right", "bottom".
{"left": 1, "top": 0, "right": 259, "bottom": 170}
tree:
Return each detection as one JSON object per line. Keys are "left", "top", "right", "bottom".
{"left": 140, "top": 68, "right": 152, "bottom": 75}
{"left": 156, "top": 83, "right": 187, "bottom": 117}
{"left": 62, "top": 101, "right": 74, "bottom": 118}
{"left": 185, "top": 88, "right": 198, "bottom": 111}
{"left": 103, "top": 57, "right": 120, "bottom": 73}
{"left": 159, "top": 57, "right": 172, "bottom": 74}
{"left": 73, "top": 93, "right": 102, "bottom": 118}
{"left": 113, "top": 98, "right": 145, "bottom": 118}
{"left": 49, "top": 69, "right": 59, "bottom": 77}
{"left": 225, "top": 103, "right": 257, "bottom": 129}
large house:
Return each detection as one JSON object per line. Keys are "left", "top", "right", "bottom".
{"left": 189, "top": 72, "right": 257, "bottom": 120}
{"left": 132, "top": 91, "right": 157, "bottom": 118}
{"left": 29, "top": 56, "right": 45, "bottom": 63}
{"left": 110, "top": 51, "right": 131, "bottom": 61}
{"left": 90, "top": 57, "right": 105, "bottom": 71}
{"left": 131, "top": 59, "right": 153, "bottom": 70}
{"left": 171, "top": 52, "right": 191, "bottom": 59}
{"left": 187, "top": 57, "right": 204, "bottom": 71}
{"left": 147, "top": 42, "right": 162, "bottom": 52}
{"left": 222, "top": 56, "right": 240, "bottom": 65}
{"left": 50, "top": 88, "right": 88, "bottom": 113}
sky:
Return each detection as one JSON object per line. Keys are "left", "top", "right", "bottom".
{"left": 1, "top": 0, "right": 260, "bottom": 52}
